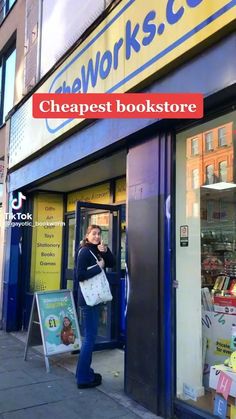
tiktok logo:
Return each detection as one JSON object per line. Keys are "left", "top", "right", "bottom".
{"left": 11, "top": 192, "right": 26, "bottom": 210}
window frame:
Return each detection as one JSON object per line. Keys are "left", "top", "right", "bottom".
{"left": 204, "top": 131, "right": 213, "bottom": 152}
{"left": 219, "top": 160, "right": 227, "bottom": 182}
{"left": 218, "top": 126, "right": 227, "bottom": 146}
{"left": 205, "top": 164, "right": 214, "bottom": 185}
{"left": 0, "top": 0, "right": 16, "bottom": 25}
{"left": 191, "top": 137, "right": 199, "bottom": 156}
{"left": 0, "top": 43, "right": 16, "bottom": 126}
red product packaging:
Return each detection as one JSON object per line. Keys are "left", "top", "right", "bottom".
{"left": 214, "top": 295, "right": 236, "bottom": 315}
{"left": 229, "top": 279, "right": 236, "bottom": 295}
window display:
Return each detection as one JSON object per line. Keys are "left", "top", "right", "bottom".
{"left": 176, "top": 111, "right": 236, "bottom": 415}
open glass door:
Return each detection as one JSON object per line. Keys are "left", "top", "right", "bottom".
{"left": 64, "top": 215, "right": 76, "bottom": 290}
{"left": 75, "top": 201, "right": 121, "bottom": 349}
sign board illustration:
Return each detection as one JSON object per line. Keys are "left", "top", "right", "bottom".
{"left": 24, "top": 290, "right": 81, "bottom": 372}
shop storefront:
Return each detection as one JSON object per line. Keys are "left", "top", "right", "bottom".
{"left": 2, "top": 1, "right": 236, "bottom": 417}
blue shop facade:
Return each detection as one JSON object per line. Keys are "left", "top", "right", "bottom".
{"left": 2, "top": 1, "right": 236, "bottom": 417}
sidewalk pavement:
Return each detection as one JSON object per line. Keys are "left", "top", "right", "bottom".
{"left": 0, "top": 331, "right": 162, "bottom": 419}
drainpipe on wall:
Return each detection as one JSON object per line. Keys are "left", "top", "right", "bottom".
{"left": 0, "top": 119, "right": 10, "bottom": 327}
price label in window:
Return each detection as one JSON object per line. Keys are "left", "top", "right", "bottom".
{"left": 180, "top": 225, "right": 189, "bottom": 247}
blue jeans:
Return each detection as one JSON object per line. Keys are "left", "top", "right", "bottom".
{"left": 76, "top": 305, "right": 100, "bottom": 384}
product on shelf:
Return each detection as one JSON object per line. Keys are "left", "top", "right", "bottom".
{"left": 202, "top": 256, "right": 223, "bottom": 271}
{"left": 213, "top": 295, "right": 236, "bottom": 315}
{"left": 229, "top": 279, "right": 236, "bottom": 295}
{"left": 213, "top": 276, "right": 227, "bottom": 291}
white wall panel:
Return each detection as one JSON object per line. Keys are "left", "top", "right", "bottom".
{"left": 41, "top": 0, "right": 113, "bottom": 77}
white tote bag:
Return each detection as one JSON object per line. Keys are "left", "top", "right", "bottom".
{"left": 79, "top": 250, "right": 113, "bottom": 306}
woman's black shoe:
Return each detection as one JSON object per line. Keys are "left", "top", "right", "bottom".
{"left": 94, "top": 373, "right": 102, "bottom": 383}
{"left": 77, "top": 375, "right": 102, "bottom": 389}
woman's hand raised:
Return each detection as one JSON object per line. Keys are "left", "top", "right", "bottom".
{"left": 97, "top": 240, "right": 107, "bottom": 253}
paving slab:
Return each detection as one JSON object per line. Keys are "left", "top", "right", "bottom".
{"left": 2, "top": 399, "right": 140, "bottom": 419}
{"left": 0, "top": 371, "right": 37, "bottom": 390}
{"left": 0, "top": 378, "right": 76, "bottom": 414}
{"left": 0, "top": 331, "right": 161, "bottom": 419}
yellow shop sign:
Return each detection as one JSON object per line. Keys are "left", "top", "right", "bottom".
{"left": 9, "top": 0, "right": 236, "bottom": 167}
{"left": 67, "top": 183, "right": 110, "bottom": 212}
{"left": 30, "top": 194, "right": 64, "bottom": 292}
{"left": 115, "top": 178, "right": 126, "bottom": 203}
{"left": 45, "top": 0, "right": 236, "bottom": 135}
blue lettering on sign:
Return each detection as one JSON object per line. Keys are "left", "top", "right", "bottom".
{"left": 113, "top": 38, "right": 124, "bottom": 69}
{"left": 72, "top": 78, "right": 81, "bottom": 93}
{"left": 142, "top": 11, "right": 157, "bottom": 46}
{"left": 187, "top": 0, "right": 204, "bottom": 7}
{"left": 214, "top": 313, "right": 226, "bottom": 325}
{"left": 100, "top": 50, "right": 113, "bottom": 79}
{"left": 46, "top": 0, "right": 236, "bottom": 134}
{"left": 81, "top": 52, "right": 100, "bottom": 93}
{"left": 166, "top": 0, "right": 185, "bottom": 24}
{"left": 202, "top": 314, "right": 211, "bottom": 328}
{"left": 125, "top": 20, "right": 141, "bottom": 59}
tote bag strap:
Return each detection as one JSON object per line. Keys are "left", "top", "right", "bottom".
{"left": 89, "top": 249, "right": 99, "bottom": 262}
{"left": 77, "top": 248, "right": 97, "bottom": 259}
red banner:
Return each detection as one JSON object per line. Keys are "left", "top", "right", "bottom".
{"left": 33, "top": 93, "right": 203, "bottom": 119}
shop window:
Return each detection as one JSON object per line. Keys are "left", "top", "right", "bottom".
{"left": 0, "top": 0, "right": 15, "bottom": 24}
{"left": 205, "top": 164, "right": 214, "bottom": 185}
{"left": 205, "top": 131, "right": 213, "bottom": 151}
{"left": 0, "top": 46, "right": 16, "bottom": 125}
{"left": 191, "top": 137, "right": 199, "bottom": 155}
{"left": 176, "top": 112, "right": 236, "bottom": 415}
{"left": 218, "top": 126, "right": 227, "bottom": 146}
{"left": 219, "top": 161, "right": 227, "bottom": 182}
{"left": 192, "top": 168, "right": 199, "bottom": 189}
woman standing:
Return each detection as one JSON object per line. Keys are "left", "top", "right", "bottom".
{"left": 75, "top": 224, "right": 114, "bottom": 389}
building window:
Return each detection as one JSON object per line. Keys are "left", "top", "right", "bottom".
{"left": 191, "top": 138, "right": 199, "bottom": 156}
{"left": 205, "top": 132, "right": 213, "bottom": 151}
{"left": 219, "top": 161, "right": 227, "bottom": 182}
{"left": 205, "top": 164, "right": 214, "bottom": 185}
{"left": 218, "top": 126, "right": 227, "bottom": 146}
{"left": 0, "top": 0, "right": 15, "bottom": 24}
{"left": 0, "top": 46, "right": 16, "bottom": 125}
{"left": 192, "top": 168, "right": 199, "bottom": 189}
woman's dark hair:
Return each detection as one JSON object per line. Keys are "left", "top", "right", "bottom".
{"left": 63, "top": 316, "right": 72, "bottom": 327}
{"left": 80, "top": 224, "right": 102, "bottom": 247}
